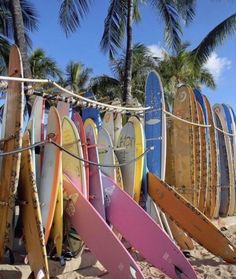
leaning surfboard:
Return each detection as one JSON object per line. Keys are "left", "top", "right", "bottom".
{"left": 63, "top": 174, "right": 144, "bottom": 279}
{"left": 102, "top": 174, "right": 197, "bottom": 279}
{"left": 39, "top": 106, "right": 62, "bottom": 243}
{"left": 148, "top": 172, "right": 236, "bottom": 264}
{"left": 0, "top": 45, "right": 24, "bottom": 259}
{"left": 84, "top": 118, "right": 105, "bottom": 219}
{"left": 18, "top": 131, "right": 49, "bottom": 278}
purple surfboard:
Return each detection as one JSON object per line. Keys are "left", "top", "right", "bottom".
{"left": 63, "top": 174, "right": 144, "bottom": 279}
{"left": 102, "top": 174, "right": 197, "bottom": 279}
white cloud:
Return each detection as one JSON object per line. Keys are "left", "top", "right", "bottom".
{"left": 204, "top": 52, "right": 231, "bottom": 80}
{"left": 147, "top": 44, "right": 165, "bottom": 59}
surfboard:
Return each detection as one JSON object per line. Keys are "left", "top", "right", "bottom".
{"left": 222, "top": 104, "right": 236, "bottom": 213}
{"left": 228, "top": 105, "right": 236, "bottom": 213}
{"left": 18, "top": 131, "right": 49, "bottom": 278}
{"left": 166, "top": 85, "right": 195, "bottom": 249}
{"left": 194, "top": 90, "right": 211, "bottom": 215}
{"left": 102, "top": 174, "right": 197, "bottom": 279}
{"left": 62, "top": 116, "right": 87, "bottom": 198}
{"left": 103, "top": 111, "right": 115, "bottom": 143}
{"left": 190, "top": 92, "right": 201, "bottom": 207}
{"left": 82, "top": 91, "right": 102, "bottom": 127}
{"left": 144, "top": 71, "right": 177, "bottom": 239}
{"left": 57, "top": 101, "right": 70, "bottom": 119}
{"left": 166, "top": 116, "right": 194, "bottom": 250}
{"left": 148, "top": 172, "right": 236, "bottom": 264}
{"left": 63, "top": 174, "right": 144, "bottom": 279}
{"left": 84, "top": 118, "right": 106, "bottom": 219}
{"left": 213, "top": 104, "right": 234, "bottom": 216}
{"left": 0, "top": 45, "right": 24, "bottom": 259}
{"left": 171, "top": 85, "right": 195, "bottom": 203}
{"left": 27, "top": 96, "right": 45, "bottom": 190}
{"left": 204, "top": 96, "right": 218, "bottom": 218}
{"left": 72, "top": 111, "right": 89, "bottom": 196}
{"left": 115, "top": 116, "right": 143, "bottom": 203}
{"left": 39, "top": 106, "right": 62, "bottom": 243}
{"left": 195, "top": 102, "right": 207, "bottom": 212}
{"left": 98, "top": 126, "right": 116, "bottom": 179}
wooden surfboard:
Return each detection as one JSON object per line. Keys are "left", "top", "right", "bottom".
{"left": 39, "top": 106, "right": 62, "bottom": 243}
{"left": 148, "top": 172, "right": 236, "bottom": 264}
{"left": 196, "top": 102, "right": 207, "bottom": 212}
{"left": 204, "top": 96, "right": 218, "bottom": 218}
{"left": 166, "top": 85, "right": 195, "bottom": 249}
{"left": 194, "top": 90, "right": 211, "bottom": 215}
{"left": 0, "top": 45, "right": 24, "bottom": 259}
{"left": 102, "top": 174, "right": 197, "bottom": 279}
{"left": 63, "top": 174, "right": 144, "bottom": 279}
{"left": 18, "top": 131, "right": 49, "bottom": 278}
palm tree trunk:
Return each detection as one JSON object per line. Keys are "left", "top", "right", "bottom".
{"left": 123, "top": 0, "right": 133, "bottom": 105}
{"left": 10, "top": 0, "right": 32, "bottom": 78}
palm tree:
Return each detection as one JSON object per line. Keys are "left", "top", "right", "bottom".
{"left": 60, "top": 61, "right": 92, "bottom": 94}
{"left": 30, "top": 48, "right": 62, "bottom": 79}
{"left": 90, "top": 43, "right": 159, "bottom": 102}
{"left": 58, "top": 0, "right": 195, "bottom": 104}
{"left": 0, "top": 0, "right": 38, "bottom": 77}
{"left": 158, "top": 43, "right": 215, "bottom": 105}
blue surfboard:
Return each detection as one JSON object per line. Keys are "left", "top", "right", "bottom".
{"left": 82, "top": 90, "right": 102, "bottom": 127}
{"left": 145, "top": 71, "right": 166, "bottom": 178}
{"left": 144, "top": 71, "right": 173, "bottom": 238}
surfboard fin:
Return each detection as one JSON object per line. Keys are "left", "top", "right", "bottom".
{"left": 174, "top": 265, "right": 184, "bottom": 279}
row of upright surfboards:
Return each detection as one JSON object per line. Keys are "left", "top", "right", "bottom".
{"left": 0, "top": 46, "right": 236, "bottom": 279}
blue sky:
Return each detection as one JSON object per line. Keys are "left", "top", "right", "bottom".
{"left": 30, "top": 1, "right": 236, "bottom": 110}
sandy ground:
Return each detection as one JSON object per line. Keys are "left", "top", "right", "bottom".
{"left": 0, "top": 225, "right": 236, "bottom": 278}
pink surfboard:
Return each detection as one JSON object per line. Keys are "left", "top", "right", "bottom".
{"left": 102, "top": 174, "right": 197, "bottom": 279}
{"left": 72, "top": 111, "right": 89, "bottom": 195}
{"left": 84, "top": 119, "right": 105, "bottom": 219}
{"left": 63, "top": 175, "right": 144, "bottom": 279}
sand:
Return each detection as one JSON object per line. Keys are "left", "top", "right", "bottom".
{"left": 0, "top": 225, "right": 236, "bottom": 278}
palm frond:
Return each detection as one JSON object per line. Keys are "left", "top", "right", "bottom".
{"left": 150, "top": 0, "right": 182, "bottom": 52}
{"left": 100, "top": 0, "right": 127, "bottom": 59}
{"left": 199, "top": 68, "right": 216, "bottom": 89}
{"left": 191, "top": 13, "right": 236, "bottom": 66}
{"left": 133, "top": 0, "right": 141, "bottom": 22}
{"left": 173, "top": 0, "right": 196, "bottom": 25}
{"left": 20, "top": 0, "right": 39, "bottom": 32}
{"left": 59, "top": 0, "right": 91, "bottom": 36}
{"left": 0, "top": 1, "right": 13, "bottom": 38}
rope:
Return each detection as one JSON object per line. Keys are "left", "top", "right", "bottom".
{"left": 0, "top": 137, "right": 150, "bottom": 168}
{"left": 52, "top": 140, "right": 152, "bottom": 168}
{"left": 0, "top": 140, "right": 47, "bottom": 156}
{"left": 164, "top": 110, "right": 211, "bottom": 128}
{"left": 0, "top": 76, "right": 150, "bottom": 112}
{"left": 214, "top": 126, "right": 236, "bottom": 137}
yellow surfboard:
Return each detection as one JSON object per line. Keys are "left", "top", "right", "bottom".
{"left": 18, "top": 131, "right": 49, "bottom": 278}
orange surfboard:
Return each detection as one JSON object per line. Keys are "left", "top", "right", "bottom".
{"left": 148, "top": 172, "right": 236, "bottom": 264}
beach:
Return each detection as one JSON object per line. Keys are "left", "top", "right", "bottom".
{"left": 0, "top": 223, "right": 235, "bottom": 278}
